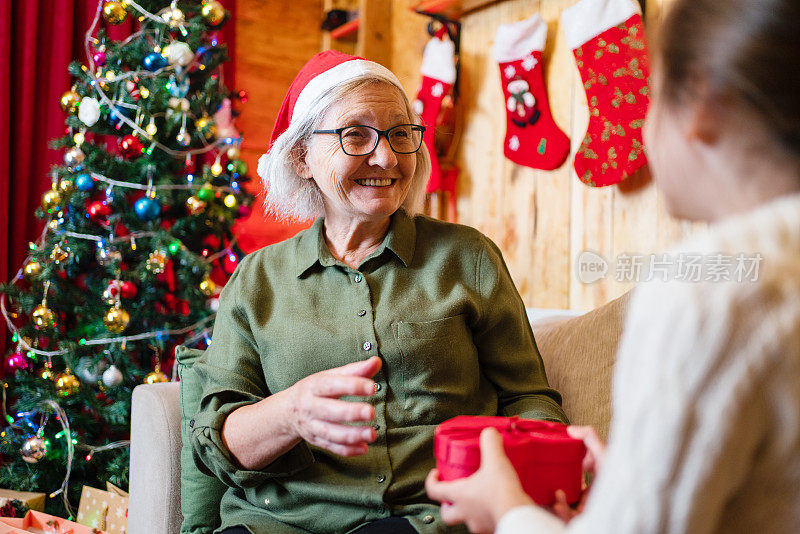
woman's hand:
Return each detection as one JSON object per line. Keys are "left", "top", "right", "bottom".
{"left": 550, "top": 425, "right": 606, "bottom": 523}
{"left": 425, "top": 428, "right": 534, "bottom": 533}
{"left": 287, "top": 356, "right": 382, "bottom": 457}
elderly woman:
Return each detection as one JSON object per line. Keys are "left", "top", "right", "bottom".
{"left": 189, "top": 51, "right": 566, "bottom": 534}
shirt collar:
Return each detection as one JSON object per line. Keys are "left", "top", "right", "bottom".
{"left": 295, "top": 210, "right": 416, "bottom": 278}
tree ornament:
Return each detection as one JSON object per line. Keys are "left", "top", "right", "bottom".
{"left": 102, "top": 365, "right": 123, "bottom": 387}
{"left": 120, "top": 280, "right": 137, "bottom": 299}
{"left": 102, "top": 1, "right": 127, "bottom": 24}
{"left": 142, "top": 52, "right": 168, "bottom": 72}
{"left": 201, "top": 0, "right": 226, "bottom": 26}
{"left": 146, "top": 251, "right": 167, "bottom": 274}
{"left": 103, "top": 304, "right": 130, "bottom": 334}
{"left": 160, "top": 6, "right": 185, "bottom": 27}
{"left": 55, "top": 369, "right": 81, "bottom": 396}
{"left": 197, "top": 183, "right": 214, "bottom": 201}
{"left": 222, "top": 252, "right": 239, "bottom": 274}
{"left": 86, "top": 200, "right": 112, "bottom": 224}
{"left": 108, "top": 107, "right": 131, "bottom": 128}
{"left": 186, "top": 196, "right": 206, "bottom": 214}
{"left": 93, "top": 51, "right": 107, "bottom": 66}
{"left": 223, "top": 194, "right": 238, "bottom": 209}
{"left": 166, "top": 74, "right": 190, "bottom": 98}
{"left": 20, "top": 436, "right": 48, "bottom": 464}
{"left": 75, "top": 173, "right": 95, "bottom": 191}
{"left": 119, "top": 134, "right": 144, "bottom": 159}
{"left": 102, "top": 284, "right": 118, "bottom": 305}
{"left": 195, "top": 115, "right": 216, "bottom": 138}
{"left": 64, "top": 147, "right": 85, "bottom": 170}
{"left": 60, "top": 88, "right": 80, "bottom": 113}
{"left": 50, "top": 242, "right": 71, "bottom": 264}
{"left": 134, "top": 196, "right": 162, "bottom": 221}
{"left": 199, "top": 275, "right": 216, "bottom": 296}
{"left": 176, "top": 126, "right": 191, "bottom": 147}
{"left": 3, "top": 352, "right": 32, "bottom": 376}
{"left": 23, "top": 261, "right": 42, "bottom": 280}
{"left": 32, "top": 304, "right": 56, "bottom": 330}
{"left": 76, "top": 357, "right": 106, "bottom": 383}
{"left": 47, "top": 219, "right": 61, "bottom": 232}
{"left": 96, "top": 242, "right": 122, "bottom": 266}
{"left": 58, "top": 178, "right": 75, "bottom": 194}
{"left": 39, "top": 367, "right": 55, "bottom": 381}
{"left": 78, "top": 97, "right": 101, "bottom": 127}
{"left": 41, "top": 189, "right": 62, "bottom": 214}
{"left": 144, "top": 365, "right": 169, "bottom": 384}
{"left": 164, "top": 41, "right": 193, "bottom": 67}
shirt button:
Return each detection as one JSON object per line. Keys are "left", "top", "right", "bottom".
{"left": 423, "top": 515, "right": 434, "bottom": 524}
{"left": 189, "top": 419, "right": 194, "bottom": 427}
{"left": 357, "top": 309, "right": 367, "bottom": 317}
{"left": 264, "top": 499, "right": 270, "bottom": 506}
{"left": 374, "top": 382, "right": 382, "bottom": 392}
{"left": 354, "top": 274, "right": 363, "bottom": 283}
{"left": 363, "top": 341, "right": 372, "bottom": 351}
{"left": 377, "top": 474, "right": 386, "bottom": 483}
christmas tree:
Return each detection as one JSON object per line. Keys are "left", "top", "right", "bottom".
{"left": 0, "top": 0, "right": 252, "bottom": 517}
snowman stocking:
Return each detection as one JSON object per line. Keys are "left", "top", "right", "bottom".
{"left": 413, "top": 31, "right": 456, "bottom": 193}
{"left": 561, "top": 0, "right": 651, "bottom": 186}
{"left": 494, "top": 14, "right": 570, "bottom": 170}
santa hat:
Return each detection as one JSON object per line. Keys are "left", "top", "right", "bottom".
{"left": 267, "top": 50, "right": 404, "bottom": 150}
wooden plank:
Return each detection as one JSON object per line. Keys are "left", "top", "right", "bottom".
{"left": 358, "top": 0, "right": 393, "bottom": 66}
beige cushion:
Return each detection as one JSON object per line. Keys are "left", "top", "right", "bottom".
{"left": 532, "top": 292, "right": 631, "bottom": 441}
{"left": 129, "top": 382, "right": 182, "bottom": 534}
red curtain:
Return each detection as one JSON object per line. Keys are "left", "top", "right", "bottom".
{"left": 0, "top": 0, "right": 236, "bottom": 357}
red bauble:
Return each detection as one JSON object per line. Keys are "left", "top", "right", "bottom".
{"left": 114, "top": 222, "right": 130, "bottom": 237}
{"left": 119, "top": 281, "right": 137, "bottom": 299}
{"left": 221, "top": 253, "right": 238, "bottom": 274}
{"left": 119, "top": 135, "right": 144, "bottom": 159}
{"left": 86, "top": 200, "right": 112, "bottom": 223}
{"left": 3, "top": 352, "right": 31, "bottom": 377}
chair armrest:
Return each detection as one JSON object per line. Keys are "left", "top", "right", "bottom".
{"left": 129, "top": 382, "right": 182, "bottom": 534}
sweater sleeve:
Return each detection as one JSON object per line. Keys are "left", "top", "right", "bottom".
{"left": 473, "top": 235, "right": 567, "bottom": 423}
{"left": 497, "top": 279, "right": 773, "bottom": 534}
{"left": 189, "top": 264, "right": 314, "bottom": 489}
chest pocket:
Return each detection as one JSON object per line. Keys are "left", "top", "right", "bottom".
{"left": 392, "top": 314, "right": 480, "bottom": 424}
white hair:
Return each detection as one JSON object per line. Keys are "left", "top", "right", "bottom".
{"left": 257, "top": 77, "right": 431, "bottom": 221}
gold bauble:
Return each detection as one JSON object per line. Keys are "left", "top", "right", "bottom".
{"left": 50, "top": 243, "right": 70, "bottom": 264}
{"left": 39, "top": 367, "right": 55, "bottom": 381}
{"left": 31, "top": 304, "right": 56, "bottom": 330}
{"left": 103, "top": 305, "right": 130, "bottom": 334}
{"left": 42, "top": 189, "right": 62, "bottom": 213}
{"left": 47, "top": 219, "right": 61, "bottom": 232}
{"left": 145, "top": 251, "right": 167, "bottom": 274}
{"left": 58, "top": 179, "right": 75, "bottom": 194}
{"left": 186, "top": 196, "right": 207, "bottom": 215}
{"left": 144, "top": 370, "right": 169, "bottom": 384}
{"left": 60, "top": 89, "right": 80, "bottom": 113}
{"left": 102, "top": 1, "right": 128, "bottom": 24}
{"left": 55, "top": 369, "right": 81, "bottom": 397}
{"left": 201, "top": 0, "right": 226, "bottom": 25}
{"left": 23, "top": 261, "right": 42, "bottom": 280}
{"left": 160, "top": 6, "right": 185, "bottom": 27}
{"left": 199, "top": 276, "right": 216, "bottom": 296}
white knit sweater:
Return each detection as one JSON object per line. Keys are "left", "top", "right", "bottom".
{"left": 497, "top": 193, "right": 800, "bottom": 534}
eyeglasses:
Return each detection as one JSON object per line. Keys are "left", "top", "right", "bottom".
{"left": 312, "top": 124, "right": 426, "bottom": 156}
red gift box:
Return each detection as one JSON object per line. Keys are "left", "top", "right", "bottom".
{"left": 434, "top": 416, "right": 586, "bottom": 506}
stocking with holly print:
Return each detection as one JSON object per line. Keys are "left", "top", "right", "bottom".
{"left": 562, "top": 0, "right": 651, "bottom": 187}
{"left": 413, "top": 29, "right": 456, "bottom": 193}
{"left": 494, "top": 14, "right": 570, "bottom": 170}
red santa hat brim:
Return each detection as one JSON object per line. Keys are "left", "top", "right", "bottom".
{"left": 268, "top": 50, "right": 404, "bottom": 150}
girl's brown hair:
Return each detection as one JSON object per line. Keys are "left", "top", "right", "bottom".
{"left": 658, "top": 0, "right": 800, "bottom": 159}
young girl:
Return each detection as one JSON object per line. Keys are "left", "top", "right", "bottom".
{"left": 425, "top": 0, "right": 800, "bottom": 532}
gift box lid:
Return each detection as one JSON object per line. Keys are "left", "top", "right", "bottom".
{"left": 434, "top": 416, "right": 585, "bottom": 469}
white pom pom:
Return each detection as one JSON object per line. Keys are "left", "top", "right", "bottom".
{"left": 78, "top": 97, "right": 101, "bottom": 127}
{"left": 164, "top": 42, "right": 194, "bottom": 67}
{"left": 102, "top": 365, "right": 123, "bottom": 387}
{"left": 257, "top": 153, "right": 270, "bottom": 180}
{"left": 208, "top": 297, "right": 220, "bottom": 312}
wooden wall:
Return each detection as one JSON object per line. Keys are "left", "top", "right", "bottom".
{"left": 233, "top": 0, "right": 703, "bottom": 311}
{"left": 381, "top": 0, "right": 702, "bottom": 311}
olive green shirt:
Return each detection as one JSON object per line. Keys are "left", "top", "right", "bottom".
{"left": 189, "top": 210, "right": 567, "bottom": 534}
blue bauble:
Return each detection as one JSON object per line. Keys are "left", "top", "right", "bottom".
{"left": 142, "top": 52, "right": 168, "bottom": 71}
{"left": 166, "top": 75, "right": 190, "bottom": 98}
{"left": 108, "top": 107, "right": 131, "bottom": 128}
{"left": 134, "top": 197, "right": 162, "bottom": 221}
{"left": 75, "top": 173, "right": 95, "bottom": 191}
